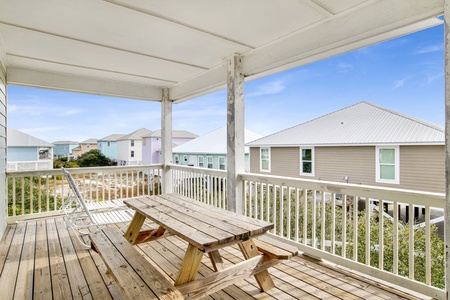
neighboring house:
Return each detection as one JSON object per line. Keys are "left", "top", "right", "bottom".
{"left": 53, "top": 141, "right": 79, "bottom": 159}
{"left": 7, "top": 128, "right": 54, "bottom": 171}
{"left": 117, "top": 128, "right": 152, "bottom": 166}
{"left": 142, "top": 130, "right": 198, "bottom": 164}
{"left": 72, "top": 138, "right": 98, "bottom": 157}
{"left": 98, "top": 134, "right": 124, "bottom": 160}
{"left": 173, "top": 126, "right": 262, "bottom": 172}
{"left": 247, "top": 101, "right": 445, "bottom": 193}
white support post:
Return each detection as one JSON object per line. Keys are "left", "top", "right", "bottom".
{"left": 161, "top": 88, "right": 173, "bottom": 194}
{"left": 444, "top": 2, "right": 450, "bottom": 299}
{"left": 226, "top": 55, "right": 245, "bottom": 214}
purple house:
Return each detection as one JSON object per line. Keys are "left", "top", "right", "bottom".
{"left": 142, "top": 130, "right": 198, "bottom": 164}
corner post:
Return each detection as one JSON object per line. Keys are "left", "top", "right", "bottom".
{"left": 226, "top": 55, "right": 245, "bottom": 214}
{"left": 161, "top": 88, "right": 173, "bottom": 194}
{"left": 444, "top": 2, "right": 450, "bottom": 298}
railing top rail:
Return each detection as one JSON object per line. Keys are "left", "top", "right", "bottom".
{"left": 7, "top": 164, "right": 164, "bottom": 177}
{"left": 169, "top": 164, "right": 227, "bottom": 177}
{"left": 240, "top": 172, "right": 445, "bottom": 207}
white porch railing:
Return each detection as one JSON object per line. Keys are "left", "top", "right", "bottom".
{"left": 7, "top": 160, "right": 53, "bottom": 172}
{"left": 6, "top": 165, "right": 163, "bottom": 223}
{"left": 6, "top": 164, "right": 446, "bottom": 299}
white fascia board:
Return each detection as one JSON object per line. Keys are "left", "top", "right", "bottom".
{"left": 7, "top": 68, "right": 163, "bottom": 101}
{"left": 247, "top": 142, "right": 445, "bottom": 147}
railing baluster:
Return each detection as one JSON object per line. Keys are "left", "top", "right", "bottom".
{"left": 280, "top": 186, "right": 284, "bottom": 237}
{"left": 312, "top": 191, "right": 316, "bottom": 248}
{"left": 295, "top": 188, "right": 299, "bottom": 243}
{"left": 321, "top": 191, "right": 326, "bottom": 251}
{"left": 286, "top": 187, "right": 292, "bottom": 240}
{"left": 409, "top": 204, "right": 414, "bottom": 280}
{"left": 303, "top": 189, "right": 308, "bottom": 245}
{"left": 425, "top": 205, "right": 431, "bottom": 285}
{"left": 393, "top": 200, "right": 398, "bottom": 275}
{"left": 365, "top": 197, "right": 370, "bottom": 265}
{"left": 379, "top": 199, "right": 384, "bottom": 270}
{"left": 331, "top": 193, "right": 336, "bottom": 254}
{"left": 353, "top": 196, "right": 359, "bottom": 261}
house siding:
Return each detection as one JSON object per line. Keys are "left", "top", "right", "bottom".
{"left": 0, "top": 62, "right": 7, "bottom": 236}
{"left": 98, "top": 141, "right": 118, "bottom": 160}
{"left": 7, "top": 147, "right": 38, "bottom": 161}
{"left": 250, "top": 146, "right": 444, "bottom": 193}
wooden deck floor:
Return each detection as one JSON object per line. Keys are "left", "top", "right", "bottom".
{"left": 0, "top": 217, "right": 432, "bottom": 300}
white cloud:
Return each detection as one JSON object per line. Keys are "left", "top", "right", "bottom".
{"left": 424, "top": 72, "right": 443, "bottom": 85}
{"left": 415, "top": 44, "right": 443, "bottom": 54}
{"left": 20, "top": 126, "right": 63, "bottom": 133}
{"left": 394, "top": 75, "right": 412, "bottom": 89}
{"left": 246, "top": 81, "right": 286, "bottom": 97}
{"left": 337, "top": 62, "right": 353, "bottom": 73}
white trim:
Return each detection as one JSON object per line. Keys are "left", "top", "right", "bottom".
{"left": 198, "top": 156, "right": 204, "bottom": 168}
{"left": 300, "top": 147, "right": 315, "bottom": 177}
{"left": 207, "top": 156, "right": 213, "bottom": 169}
{"left": 260, "top": 147, "right": 271, "bottom": 172}
{"left": 219, "top": 156, "right": 226, "bottom": 170}
{"left": 376, "top": 145, "right": 400, "bottom": 184}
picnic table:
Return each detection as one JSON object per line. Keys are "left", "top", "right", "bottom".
{"left": 121, "top": 193, "right": 297, "bottom": 299}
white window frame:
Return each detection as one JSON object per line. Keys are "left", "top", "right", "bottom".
{"left": 376, "top": 145, "right": 400, "bottom": 184}
{"left": 260, "top": 147, "right": 271, "bottom": 172}
{"left": 219, "top": 156, "right": 226, "bottom": 170}
{"left": 300, "top": 147, "right": 315, "bottom": 177}
{"left": 131, "top": 140, "right": 135, "bottom": 147}
{"left": 130, "top": 150, "right": 135, "bottom": 158}
{"left": 207, "top": 156, "right": 213, "bottom": 169}
{"left": 198, "top": 156, "right": 204, "bottom": 167}
{"left": 174, "top": 154, "right": 179, "bottom": 164}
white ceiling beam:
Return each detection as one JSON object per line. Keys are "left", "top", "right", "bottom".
{"left": 7, "top": 68, "right": 163, "bottom": 101}
{"left": 170, "top": 0, "right": 443, "bottom": 102}
{"left": 302, "top": 0, "right": 335, "bottom": 17}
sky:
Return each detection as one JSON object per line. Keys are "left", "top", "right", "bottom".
{"left": 7, "top": 24, "right": 445, "bottom": 143}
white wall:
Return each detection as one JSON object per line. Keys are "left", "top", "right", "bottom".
{"left": 0, "top": 62, "right": 7, "bottom": 236}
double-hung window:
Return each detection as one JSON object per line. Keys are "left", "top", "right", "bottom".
{"left": 130, "top": 150, "right": 135, "bottom": 158}
{"left": 300, "top": 147, "right": 314, "bottom": 176}
{"left": 207, "top": 156, "right": 213, "bottom": 169}
{"left": 260, "top": 148, "right": 270, "bottom": 172}
{"left": 219, "top": 157, "right": 226, "bottom": 170}
{"left": 198, "top": 156, "right": 204, "bottom": 167}
{"left": 131, "top": 140, "right": 135, "bottom": 147}
{"left": 376, "top": 146, "right": 399, "bottom": 184}
{"left": 174, "top": 155, "right": 179, "bottom": 164}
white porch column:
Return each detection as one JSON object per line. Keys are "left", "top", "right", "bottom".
{"left": 445, "top": 2, "right": 450, "bottom": 298}
{"left": 161, "top": 88, "right": 173, "bottom": 194}
{"left": 0, "top": 61, "right": 6, "bottom": 236}
{"left": 226, "top": 55, "right": 245, "bottom": 214}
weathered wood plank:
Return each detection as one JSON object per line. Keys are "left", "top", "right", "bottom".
{"left": 91, "top": 227, "right": 183, "bottom": 300}
{"left": 46, "top": 218, "right": 73, "bottom": 299}
{"left": 33, "top": 220, "right": 52, "bottom": 300}
{"left": 208, "top": 250, "right": 225, "bottom": 271}
{"left": 55, "top": 217, "right": 92, "bottom": 299}
{"left": 174, "top": 244, "right": 204, "bottom": 286}
{"left": 0, "top": 224, "right": 15, "bottom": 272}
{"left": 14, "top": 221, "right": 36, "bottom": 299}
{"left": 0, "top": 222, "right": 26, "bottom": 300}
{"left": 123, "top": 211, "right": 146, "bottom": 244}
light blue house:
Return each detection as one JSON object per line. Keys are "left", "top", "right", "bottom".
{"left": 98, "top": 134, "right": 124, "bottom": 160}
{"left": 53, "top": 141, "right": 79, "bottom": 159}
{"left": 7, "top": 128, "right": 54, "bottom": 171}
{"left": 172, "top": 126, "right": 262, "bottom": 172}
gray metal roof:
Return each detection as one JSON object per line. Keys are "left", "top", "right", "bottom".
{"left": 0, "top": 1, "right": 442, "bottom": 103}
{"left": 81, "top": 138, "right": 98, "bottom": 144}
{"left": 8, "top": 128, "right": 53, "bottom": 147}
{"left": 118, "top": 128, "right": 152, "bottom": 141}
{"left": 52, "top": 140, "right": 79, "bottom": 145}
{"left": 98, "top": 134, "right": 125, "bottom": 141}
{"left": 143, "top": 130, "right": 198, "bottom": 139}
{"left": 247, "top": 102, "right": 445, "bottom": 147}
{"left": 173, "top": 126, "right": 262, "bottom": 154}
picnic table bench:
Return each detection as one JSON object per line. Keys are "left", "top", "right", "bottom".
{"left": 91, "top": 193, "right": 298, "bottom": 299}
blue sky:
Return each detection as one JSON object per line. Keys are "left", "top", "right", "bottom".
{"left": 8, "top": 24, "right": 444, "bottom": 143}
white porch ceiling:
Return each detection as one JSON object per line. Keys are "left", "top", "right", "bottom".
{"left": 0, "top": 0, "right": 444, "bottom": 102}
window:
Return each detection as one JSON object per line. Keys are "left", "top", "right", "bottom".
{"left": 198, "top": 156, "right": 204, "bottom": 167}
{"left": 174, "top": 155, "right": 179, "bottom": 164}
{"left": 219, "top": 157, "right": 226, "bottom": 170}
{"left": 107, "top": 141, "right": 111, "bottom": 147}
{"left": 376, "top": 146, "right": 399, "bottom": 184}
{"left": 207, "top": 156, "right": 213, "bottom": 169}
{"left": 142, "top": 138, "right": 146, "bottom": 146}
{"left": 183, "top": 155, "right": 188, "bottom": 162}
{"left": 260, "top": 148, "right": 270, "bottom": 172}
{"left": 300, "top": 147, "right": 314, "bottom": 176}
{"left": 131, "top": 150, "right": 135, "bottom": 158}
{"left": 131, "top": 140, "right": 134, "bottom": 147}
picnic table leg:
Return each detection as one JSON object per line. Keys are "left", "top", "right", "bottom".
{"left": 123, "top": 212, "right": 146, "bottom": 244}
{"left": 174, "top": 244, "right": 204, "bottom": 286}
{"left": 239, "top": 239, "right": 275, "bottom": 292}
{"left": 208, "top": 250, "right": 225, "bottom": 271}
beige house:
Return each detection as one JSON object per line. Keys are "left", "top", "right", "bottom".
{"left": 247, "top": 102, "right": 445, "bottom": 193}
{"left": 72, "top": 138, "right": 98, "bottom": 157}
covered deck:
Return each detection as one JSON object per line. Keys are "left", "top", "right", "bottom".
{"left": 1, "top": 217, "right": 430, "bottom": 300}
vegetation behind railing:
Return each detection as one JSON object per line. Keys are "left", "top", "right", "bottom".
{"left": 7, "top": 165, "right": 163, "bottom": 222}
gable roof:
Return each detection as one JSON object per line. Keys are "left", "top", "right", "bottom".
{"left": 118, "top": 128, "right": 152, "bottom": 141}
{"left": 247, "top": 101, "right": 444, "bottom": 147}
{"left": 98, "top": 134, "right": 125, "bottom": 141}
{"left": 143, "top": 129, "right": 198, "bottom": 139}
{"left": 8, "top": 128, "right": 53, "bottom": 148}
{"left": 81, "top": 138, "right": 98, "bottom": 144}
{"left": 53, "top": 141, "right": 79, "bottom": 145}
{"left": 173, "top": 126, "right": 262, "bottom": 154}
